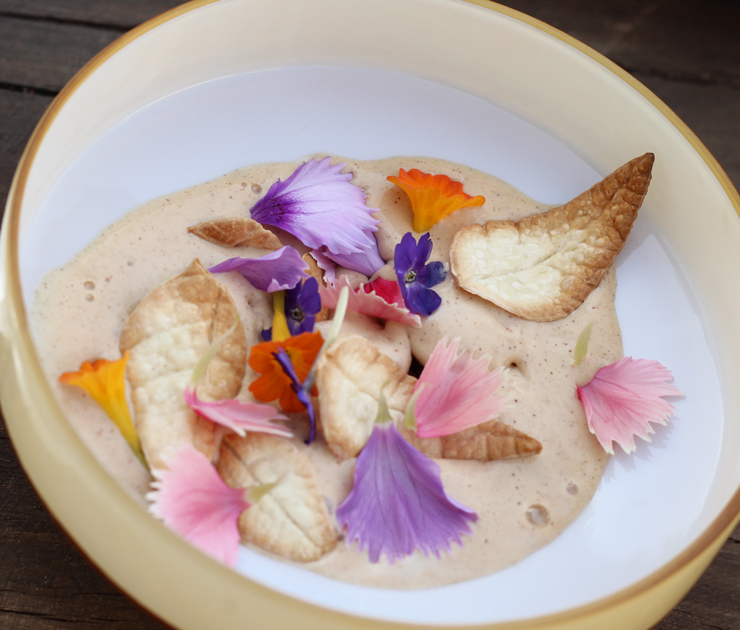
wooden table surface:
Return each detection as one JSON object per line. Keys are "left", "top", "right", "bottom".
{"left": 1, "top": 1, "right": 738, "bottom": 628}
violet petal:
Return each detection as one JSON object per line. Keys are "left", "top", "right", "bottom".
{"left": 321, "top": 241, "right": 385, "bottom": 277}
{"left": 250, "top": 157, "right": 380, "bottom": 256}
{"left": 336, "top": 423, "right": 477, "bottom": 563}
{"left": 209, "top": 246, "right": 308, "bottom": 292}
{"left": 273, "top": 348, "right": 316, "bottom": 444}
{"left": 285, "top": 278, "right": 321, "bottom": 336}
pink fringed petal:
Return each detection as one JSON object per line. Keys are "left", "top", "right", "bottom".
{"left": 577, "top": 357, "right": 683, "bottom": 454}
{"left": 184, "top": 385, "right": 292, "bottom": 438}
{"left": 319, "top": 276, "right": 422, "bottom": 327}
{"left": 147, "top": 446, "right": 249, "bottom": 566}
{"left": 414, "top": 336, "right": 508, "bottom": 438}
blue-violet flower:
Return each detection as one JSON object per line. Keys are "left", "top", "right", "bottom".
{"left": 394, "top": 232, "right": 446, "bottom": 316}
{"left": 285, "top": 277, "right": 322, "bottom": 336}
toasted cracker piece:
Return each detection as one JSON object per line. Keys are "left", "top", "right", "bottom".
{"left": 315, "top": 335, "right": 416, "bottom": 460}
{"left": 450, "top": 153, "right": 654, "bottom": 321}
{"left": 120, "top": 259, "right": 246, "bottom": 470}
{"left": 302, "top": 253, "right": 330, "bottom": 322}
{"left": 217, "top": 433, "right": 336, "bottom": 562}
{"left": 400, "top": 419, "right": 542, "bottom": 461}
{"left": 188, "top": 217, "right": 282, "bottom": 250}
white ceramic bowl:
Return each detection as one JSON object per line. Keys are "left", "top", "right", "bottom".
{"left": 2, "top": 1, "right": 740, "bottom": 629}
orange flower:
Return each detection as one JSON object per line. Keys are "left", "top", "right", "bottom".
{"left": 387, "top": 168, "right": 485, "bottom": 232}
{"left": 59, "top": 352, "right": 145, "bottom": 466}
{"left": 248, "top": 332, "right": 323, "bottom": 412}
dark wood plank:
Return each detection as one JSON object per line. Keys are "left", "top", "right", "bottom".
{"left": 0, "top": 16, "right": 121, "bottom": 92}
{"left": 499, "top": 0, "right": 740, "bottom": 85}
{"left": 0, "top": 89, "right": 52, "bottom": 212}
{"left": 0, "top": 0, "right": 185, "bottom": 28}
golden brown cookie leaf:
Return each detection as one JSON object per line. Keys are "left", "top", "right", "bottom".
{"left": 188, "top": 217, "right": 282, "bottom": 250}
{"left": 302, "top": 253, "right": 330, "bottom": 322}
{"left": 450, "top": 153, "right": 654, "bottom": 321}
{"left": 120, "top": 259, "right": 246, "bottom": 470}
{"left": 400, "top": 419, "right": 542, "bottom": 461}
{"left": 315, "top": 335, "right": 416, "bottom": 460}
{"left": 217, "top": 433, "right": 336, "bottom": 562}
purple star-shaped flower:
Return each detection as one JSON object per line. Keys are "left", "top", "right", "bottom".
{"left": 336, "top": 421, "right": 477, "bottom": 563}
{"left": 394, "top": 232, "right": 446, "bottom": 316}
{"left": 285, "top": 277, "right": 322, "bottom": 336}
{"left": 208, "top": 246, "right": 308, "bottom": 292}
{"left": 250, "top": 157, "right": 381, "bottom": 260}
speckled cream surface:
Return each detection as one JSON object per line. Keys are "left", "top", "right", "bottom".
{"left": 30, "top": 155, "right": 621, "bottom": 588}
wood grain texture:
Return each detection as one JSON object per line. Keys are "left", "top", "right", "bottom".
{"left": 0, "top": 0, "right": 185, "bottom": 28}
{"left": 0, "top": 1, "right": 738, "bottom": 629}
{"left": 0, "top": 90, "right": 52, "bottom": 211}
{"left": 0, "top": 16, "right": 120, "bottom": 92}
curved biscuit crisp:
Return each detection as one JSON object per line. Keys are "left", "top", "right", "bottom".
{"left": 188, "top": 217, "right": 282, "bottom": 250}
{"left": 317, "top": 335, "right": 540, "bottom": 462}
{"left": 450, "top": 153, "right": 654, "bottom": 321}
{"left": 315, "top": 335, "right": 416, "bottom": 460}
{"left": 400, "top": 419, "right": 542, "bottom": 461}
{"left": 217, "top": 433, "right": 337, "bottom": 562}
{"left": 120, "top": 259, "right": 246, "bottom": 470}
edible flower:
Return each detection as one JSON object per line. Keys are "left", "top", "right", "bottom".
{"left": 272, "top": 286, "right": 350, "bottom": 444}
{"left": 362, "top": 277, "right": 403, "bottom": 305}
{"left": 209, "top": 246, "right": 308, "bottom": 292}
{"left": 319, "top": 276, "right": 421, "bottom": 327}
{"left": 249, "top": 157, "right": 381, "bottom": 260}
{"left": 273, "top": 348, "right": 317, "bottom": 444}
{"left": 184, "top": 327, "right": 291, "bottom": 438}
{"left": 387, "top": 168, "right": 485, "bottom": 232}
{"left": 312, "top": 244, "right": 385, "bottom": 278}
{"left": 407, "top": 336, "right": 508, "bottom": 438}
{"left": 147, "top": 446, "right": 249, "bottom": 566}
{"left": 394, "top": 232, "right": 446, "bottom": 316}
{"left": 336, "top": 385, "right": 478, "bottom": 563}
{"left": 577, "top": 357, "right": 683, "bottom": 454}
{"left": 285, "top": 277, "right": 322, "bottom": 336}
{"left": 59, "top": 352, "right": 144, "bottom": 466}
{"left": 248, "top": 332, "right": 324, "bottom": 413}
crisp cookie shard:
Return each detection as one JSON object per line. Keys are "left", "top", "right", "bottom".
{"left": 400, "top": 419, "right": 542, "bottom": 461}
{"left": 316, "top": 335, "right": 540, "bottom": 461}
{"left": 302, "top": 253, "right": 330, "bottom": 322}
{"left": 217, "top": 433, "right": 337, "bottom": 562}
{"left": 450, "top": 153, "right": 654, "bottom": 321}
{"left": 188, "top": 217, "right": 282, "bottom": 250}
{"left": 315, "top": 335, "right": 416, "bottom": 460}
{"left": 120, "top": 259, "right": 247, "bottom": 470}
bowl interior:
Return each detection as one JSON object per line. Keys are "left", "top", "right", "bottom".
{"left": 9, "top": 0, "right": 740, "bottom": 627}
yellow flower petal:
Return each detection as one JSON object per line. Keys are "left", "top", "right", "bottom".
{"left": 60, "top": 352, "right": 145, "bottom": 466}
{"left": 271, "top": 291, "right": 291, "bottom": 342}
{"left": 387, "top": 168, "right": 485, "bottom": 232}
